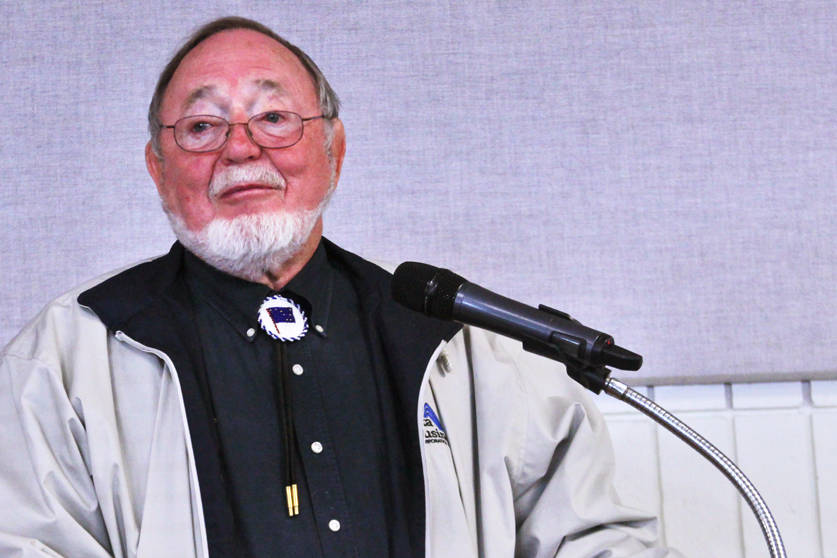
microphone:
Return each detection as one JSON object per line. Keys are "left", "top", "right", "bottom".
{"left": 391, "top": 262, "right": 642, "bottom": 372}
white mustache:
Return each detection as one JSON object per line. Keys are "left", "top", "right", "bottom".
{"left": 209, "top": 165, "right": 286, "bottom": 199}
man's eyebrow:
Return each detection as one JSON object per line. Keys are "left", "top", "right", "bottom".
{"left": 181, "top": 85, "right": 219, "bottom": 112}
{"left": 254, "top": 79, "right": 285, "bottom": 94}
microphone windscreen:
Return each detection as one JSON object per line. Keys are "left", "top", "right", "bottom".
{"left": 392, "top": 262, "right": 467, "bottom": 319}
{"left": 392, "top": 262, "right": 439, "bottom": 313}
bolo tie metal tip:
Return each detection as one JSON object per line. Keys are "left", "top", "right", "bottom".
{"left": 285, "top": 484, "right": 300, "bottom": 517}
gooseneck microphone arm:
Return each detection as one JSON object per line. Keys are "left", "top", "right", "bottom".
{"left": 604, "top": 379, "right": 786, "bottom": 558}
{"left": 391, "top": 261, "right": 787, "bottom": 558}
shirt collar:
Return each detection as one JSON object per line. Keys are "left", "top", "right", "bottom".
{"left": 282, "top": 241, "right": 333, "bottom": 331}
{"left": 183, "top": 241, "right": 333, "bottom": 341}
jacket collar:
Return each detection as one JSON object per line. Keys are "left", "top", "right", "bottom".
{"left": 78, "top": 239, "right": 461, "bottom": 364}
{"left": 78, "top": 242, "right": 187, "bottom": 332}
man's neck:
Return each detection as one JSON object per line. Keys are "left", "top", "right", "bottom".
{"left": 258, "top": 221, "right": 323, "bottom": 291}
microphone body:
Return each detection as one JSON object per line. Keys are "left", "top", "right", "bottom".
{"left": 454, "top": 282, "right": 612, "bottom": 365}
{"left": 392, "top": 262, "right": 641, "bottom": 372}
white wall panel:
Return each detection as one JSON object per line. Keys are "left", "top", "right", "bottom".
{"left": 731, "top": 381, "right": 804, "bottom": 410}
{"left": 734, "top": 411, "right": 819, "bottom": 557}
{"left": 605, "top": 416, "right": 662, "bottom": 524}
{"left": 657, "top": 415, "right": 741, "bottom": 556}
{"left": 811, "top": 380, "right": 837, "bottom": 407}
{"left": 654, "top": 384, "right": 727, "bottom": 412}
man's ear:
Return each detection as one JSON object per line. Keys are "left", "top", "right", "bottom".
{"left": 145, "top": 141, "right": 165, "bottom": 194}
{"left": 329, "top": 118, "right": 347, "bottom": 184}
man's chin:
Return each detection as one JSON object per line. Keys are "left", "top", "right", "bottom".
{"left": 165, "top": 207, "right": 320, "bottom": 282}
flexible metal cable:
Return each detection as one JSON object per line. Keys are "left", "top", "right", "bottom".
{"left": 603, "top": 377, "right": 787, "bottom": 558}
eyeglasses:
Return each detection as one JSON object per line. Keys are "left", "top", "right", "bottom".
{"left": 161, "top": 110, "right": 326, "bottom": 153}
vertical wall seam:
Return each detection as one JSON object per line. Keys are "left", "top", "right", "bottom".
{"left": 647, "top": 385, "right": 668, "bottom": 547}
{"left": 727, "top": 382, "right": 748, "bottom": 558}
{"left": 803, "top": 380, "right": 826, "bottom": 557}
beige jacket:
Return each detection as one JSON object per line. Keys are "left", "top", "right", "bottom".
{"left": 0, "top": 268, "right": 678, "bottom": 557}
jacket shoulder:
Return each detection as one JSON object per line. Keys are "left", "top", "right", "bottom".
{"left": 2, "top": 252, "right": 169, "bottom": 360}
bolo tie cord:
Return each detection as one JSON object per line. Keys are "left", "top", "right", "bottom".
{"left": 275, "top": 342, "right": 300, "bottom": 517}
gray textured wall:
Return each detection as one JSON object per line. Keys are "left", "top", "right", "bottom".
{"left": 1, "top": 1, "right": 834, "bottom": 384}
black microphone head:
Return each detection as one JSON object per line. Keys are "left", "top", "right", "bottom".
{"left": 392, "top": 262, "right": 466, "bottom": 320}
{"left": 392, "top": 262, "right": 438, "bottom": 313}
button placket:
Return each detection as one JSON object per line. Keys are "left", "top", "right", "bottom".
{"left": 285, "top": 335, "right": 353, "bottom": 551}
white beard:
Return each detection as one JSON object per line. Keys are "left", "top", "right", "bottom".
{"left": 163, "top": 163, "right": 335, "bottom": 282}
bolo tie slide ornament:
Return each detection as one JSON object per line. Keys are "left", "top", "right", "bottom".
{"left": 258, "top": 294, "right": 309, "bottom": 342}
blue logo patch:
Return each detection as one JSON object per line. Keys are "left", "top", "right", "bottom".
{"left": 423, "top": 403, "right": 448, "bottom": 446}
{"left": 424, "top": 403, "right": 445, "bottom": 432}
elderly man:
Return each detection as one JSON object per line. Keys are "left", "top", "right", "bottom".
{"left": 0, "top": 16, "right": 677, "bottom": 558}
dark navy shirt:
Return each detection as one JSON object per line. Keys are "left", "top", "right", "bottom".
{"left": 183, "top": 242, "right": 411, "bottom": 557}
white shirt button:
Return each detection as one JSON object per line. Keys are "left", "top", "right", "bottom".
{"left": 328, "top": 519, "right": 341, "bottom": 532}
{"left": 246, "top": 328, "right": 256, "bottom": 338}
{"left": 292, "top": 364, "right": 304, "bottom": 376}
{"left": 314, "top": 324, "right": 325, "bottom": 334}
{"left": 310, "top": 441, "right": 323, "bottom": 454}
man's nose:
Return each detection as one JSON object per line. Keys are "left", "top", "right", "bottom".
{"left": 223, "top": 122, "right": 261, "bottom": 161}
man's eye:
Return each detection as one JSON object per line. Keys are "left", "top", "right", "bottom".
{"left": 190, "top": 120, "right": 215, "bottom": 134}
{"left": 263, "top": 112, "right": 287, "bottom": 124}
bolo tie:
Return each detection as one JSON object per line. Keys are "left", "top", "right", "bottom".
{"left": 257, "top": 293, "right": 310, "bottom": 517}
{"left": 275, "top": 343, "right": 299, "bottom": 517}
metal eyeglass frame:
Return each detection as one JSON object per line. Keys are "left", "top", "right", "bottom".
{"left": 160, "top": 110, "right": 326, "bottom": 152}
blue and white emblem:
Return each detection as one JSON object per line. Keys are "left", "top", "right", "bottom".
{"left": 424, "top": 403, "right": 445, "bottom": 432}
{"left": 257, "top": 294, "right": 308, "bottom": 342}
{"left": 423, "top": 402, "right": 448, "bottom": 445}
